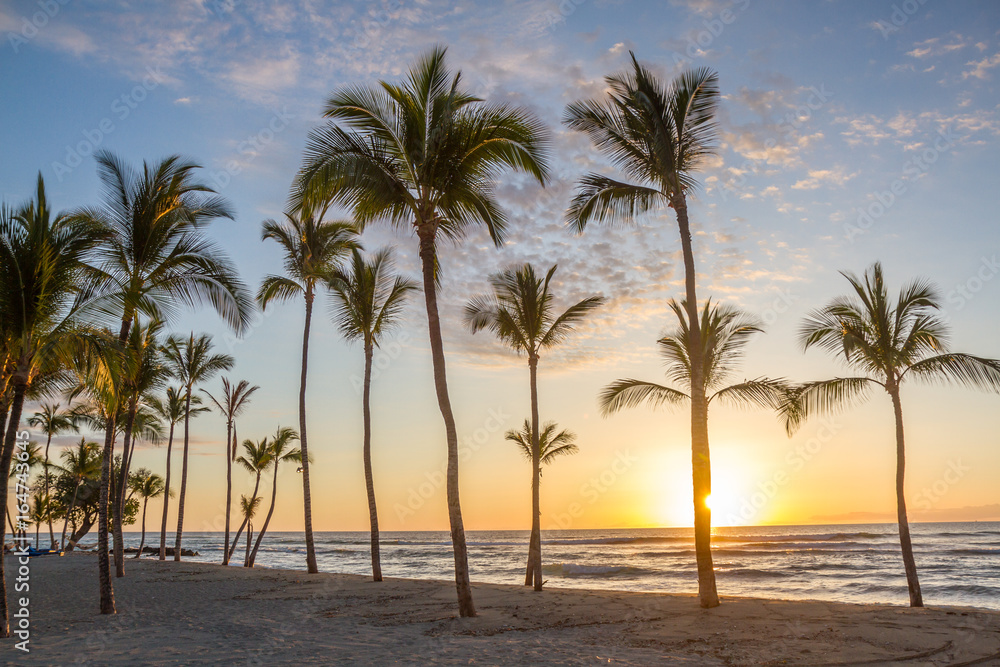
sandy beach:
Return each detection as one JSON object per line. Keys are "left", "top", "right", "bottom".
{"left": 3, "top": 553, "right": 998, "bottom": 666}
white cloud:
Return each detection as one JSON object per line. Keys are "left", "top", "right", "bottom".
{"left": 963, "top": 52, "right": 1000, "bottom": 80}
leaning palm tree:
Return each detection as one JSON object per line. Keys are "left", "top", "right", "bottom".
{"left": 784, "top": 262, "right": 1000, "bottom": 608}
{"left": 148, "top": 387, "right": 207, "bottom": 560}
{"left": 328, "top": 248, "right": 416, "bottom": 581}
{"left": 239, "top": 494, "right": 263, "bottom": 568}
{"left": 465, "top": 263, "right": 603, "bottom": 591}
{"left": 600, "top": 299, "right": 790, "bottom": 594}
{"left": 128, "top": 468, "right": 166, "bottom": 558}
{"left": 228, "top": 437, "right": 272, "bottom": 563}
{"left": 0, "top": 175, "right": 105, "bottom": 634}
{"left": 72, "top": 150, "right": 252, "bottom": 614}
{"left": 26, "top": 402, "right": 79, "bottom": 549}
{"left": 293, "top": 46, "right": 550, "bottom": 616}
{"left": 56, "top": 438, "right": 103, "bottom": 550}
{"left": 565, "top": 58, "right": 721, "bottom": 607}
{"left": 203, "top": 378, "right": 260, "bottom": 565}
{"left": 247, "top": 427, "right": 301, "bottom": 568}
{"left": 162, "top": 333, "right": 233, "bottom": 562}
{"left": 257, "top": 212, "right": 357, "bottom": 574}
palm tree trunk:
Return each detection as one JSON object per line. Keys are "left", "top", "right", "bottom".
{"left": 248, "top": 465, "right": 279, "bottom": 568}
{"left": 44, "top": 432, "right": 55, "bottom": 550}
{"left": 363, "top": 343, "right": 382, "bottom": 582}
{"left": 889, "top": 386, "right": 923, "bottom": 607}
{"left": 174, "top": 387, "right": 194, "bottom": 561}
{"left": 528, "top": 355, "right": 542, "bottom": 591}
{"left": 0, "top": 379, "right": 28, "bottom": 637}
{"left": 672, "top": 196, "right": 719, "bottom": 609}
{"left": 244, "top": 521, "right": 253, "bottom": 567}
{"left": 418, "top": 228, "right": 475, "bottom": 617}
{"left": 34, "top": 518, "right": 39, "bottom": 549}
{"left": 158, "top": 421, "right": 175, "bottom": 560}
{"left": 60, "top": 480, "right": 82, "bottom": 549}
{"left": 228, "top": 473, "right": 262, "bottom": 562}
{"left": 136, "top": 497, "right": 148, "bottom": 558}
{"left": 114, "top": 402, "right": 138, "bottom": 577}
{"left": 299, "top": 286, "right": 319, "bottom": 574}
{"left": 223, "top": 420, "right": 233, "bottom": 565}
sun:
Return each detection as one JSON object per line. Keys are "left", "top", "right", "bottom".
{"left": 704, "top": 493, "right": 717, "bottom": 512}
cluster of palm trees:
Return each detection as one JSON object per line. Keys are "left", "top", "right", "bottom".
{"left": 3, "top": 43, "right": 998, "bottom": 640}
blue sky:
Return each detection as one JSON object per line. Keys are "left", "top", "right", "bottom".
{"left": 2, "top": 0, "right": 999, "bottom": 531}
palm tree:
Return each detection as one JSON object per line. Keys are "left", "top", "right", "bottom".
{"left": 28, "top": 490, "right": 54, "bottom": 550}
{"left": 564, "top": 58, "right": 721, "bottom": 607}
{"left": 148, "top": 387, "right": 208, "bottom": 560}
{"left": 465, "top": 263, "right": 602, "bottom": 590}
{"left": 257, "top": 212, "right": 357, "bottom": 575}
{"left": 26, "top": 402, "right": 79, "bottom": 550}
{"left": 128, "top": 468, "right": 165, "bottom": 558}
{"left": 162, "top": 332, "right": 233, "bottom": 562}
{"left": 7, "top": 442, "right": 43, "bottom": 541}
{"left": 600, "top": 299, "right": 790, "bottom": 593}
{"left": 505, "top": 420, "right": 579, "bottom": 466}
{"left": 293, "top": 46, "right": 550, "bottom": 616}
{"left": 784, "top": 262, "right": 1000, "bottom": 607}
{"left": 239, "top": 494, "right": 263, "bottom": 568}
{"left": 73, "top": 150, "right": 252, "bottom": 614}
{"left": 56, "top": 438, "right": 103, "bottom": 550}
{"left": 0, "top": 174, "right": 104, "bottom": 634}
{"left": 328, "top": 248, "right": 416, "bottom": 581}
{"left": 228, "top": 437, "right": 272, "bottom": 563}
{"left": 247, "top": 427, "right": 301, "bottom": 568}
{"left": 203, "top": 378, "right": 260, "bottom": 566}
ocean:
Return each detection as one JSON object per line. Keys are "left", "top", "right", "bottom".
{"left": 119, "top": 522, "right": 1000, "bottom": 610}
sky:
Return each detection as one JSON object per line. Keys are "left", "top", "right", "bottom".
{"left": 2, "top": 0, "right": 999, "bottom": 534}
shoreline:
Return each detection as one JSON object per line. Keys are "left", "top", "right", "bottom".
{"left": 7, "top": 553, "right": 1000, "bottom": 665}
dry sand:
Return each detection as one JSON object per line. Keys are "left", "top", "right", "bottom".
{"left": 4, "top": 552, "right": 1000, "bottom": 665}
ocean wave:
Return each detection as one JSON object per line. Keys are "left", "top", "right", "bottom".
{"left": 542, "top": 563, "right": 653, "bottom": 578}
{"left": 947, "top": 548, "right": 1000, "bottom": 555}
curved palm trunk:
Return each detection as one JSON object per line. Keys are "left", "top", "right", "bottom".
{"left": 528, "top": 356, "right": 542, "bottom": 591}
{"left": 174, "top": 388, "right": 193, "bottom": 561}
{"left": 363, "top": 343, "right": 382, "bottom": 581}
{"left": 223, "top": 420, "right": 233, "bottom": 565}
{"left": 44, "top": 432, "right": 56, "bottom": 549}
{"left": 299, "top": 287, "right": 319, "bottom": 574}
{"left": 135, "top": 497, "right": 148, "bottom": 558}
{"left": 114, "top": 402, "right": 138, "bottom": 577}
{"left": 418, "top": 229, "right": 475, "bottom": 617}
{"left": 0, "top": 380, "right": 28, "bottom": 637}
{"left": 60, "top": 480, "right": 82, "bottom": 549}
{"left": 248, "top": 464, "right": 280, "bottom": 567}
{"left": 673, "top": 196, "right": 719, "bottom": 609}
{"left": 227, "top": 473, "right": 262, "bottom": 562}
{"left": 158, "top": 421, "right": 175, "bottom": 560}
{"left": 889, "top": 387, "right": 923, "bottom": 607}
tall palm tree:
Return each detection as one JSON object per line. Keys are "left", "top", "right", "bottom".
{"left": 784, "top": 262, "right": 1000, "bottom": 607}
{"left": 111, "top": 317, "right": 168, "bottom": 576}
{"left": 203, "top": 378, "right": 260, "bottom": 565}
{"left": 564, "top": 58, "right": 721, "bottom": 607}
{"left": 600, "top": 299, "right": 790, "bottom": 591}
{"left": 465, "top": 263, "right": 602, "bottom": 590}
{"left": 29, "top": 490, "right": 54, "bottom": 550}
{"left": 73, "top": 150, "right": 252, "bottom": 614}
{"left": 0, "top": 174, "right": 104, "bottom": 635}
{"left": 239, "top": 494, "right": 263, "bottom": 568}
{"left": 293, "top": 46, "right": 550, "bottom": 616}
{"left": 56, "top": 438, "right": 102, "bottom": 550}
{"left": 148, "top": 387, "right": 207, "bottom": 560}
{"left": 257, "top": 212, "right": 357, "bottom": 574}
{"left": 247, "top": 427, "right": 301, "bottom": 568}
{"left": 128, "top": 468, "right": 165, "bottom": 558}
{"left": 228, "top": 437, "right": 272, "bottom": 563}
{"left": 162, "top": 332, "right": 233, "bottom": 562}
{"left": 26, "top": 402, "right": 79, "bottom": 549}
{"left": 328, "top": 248, "right": 416, "bottom": 581}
